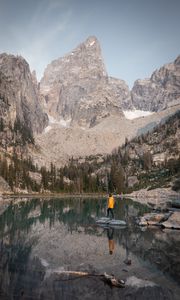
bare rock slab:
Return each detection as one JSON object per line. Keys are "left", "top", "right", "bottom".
{"left": 162, "top": 212, "right": 180, "bottom": 229}
{"left": 138, "top": 212, "right": 172, "bottom": 226}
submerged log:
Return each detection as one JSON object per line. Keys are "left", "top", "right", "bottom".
{"left": 54, "top": 270, "right": 125, "bottom": 288}
{"left": 102, "top": 272, "right": 125, "bottom": 287}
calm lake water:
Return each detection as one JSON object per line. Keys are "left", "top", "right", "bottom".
{"left": 0, "top": 197, "right": 180, "bottom": 299}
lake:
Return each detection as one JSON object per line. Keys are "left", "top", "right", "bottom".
{"left": 0, "top": 197, "right": 180, "bottom": 299}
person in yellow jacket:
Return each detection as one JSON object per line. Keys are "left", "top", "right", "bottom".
{"left": 107, "top": 193, "right": 115, "bottom": 219}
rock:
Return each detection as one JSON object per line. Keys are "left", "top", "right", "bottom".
{"left": 172, "top": 177, "right": 180, "bottom": 192}
{"left": 108, "top": 77, "right": 132, "bottom": 110}
{"left": 171, "top": 199, "right": 180, "bottom": 209}
{"left": 138, "top": 217, "right": 148, "bottom": 226}
{"left": 126, "top": 276, "right": 156, "bottom": 288}
{"left": 162, "top": 211, "right": 180, "bottom": 229}
{"left": 138, "top": 212, "right": 172, "bottom": 226}
{"left": 128, "top": 176, "right": 139, "bottom": 188}
{"left": 0, "top": 176, "right": 11, "bottom": 193}
{"left": 28, "top": 171, "right": 42, "bottom": 185}
{"left": 124, "top": 276, "right": 173, "bottom": 300}
{"left": 131, "top": 55, "right": 180, "bottom": 111}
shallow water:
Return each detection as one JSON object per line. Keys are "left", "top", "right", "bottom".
{"left": 0, "top": 197, "right": 179, "bottom": 299}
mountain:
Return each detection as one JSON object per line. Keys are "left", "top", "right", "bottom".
{"left": 40, "top": 36, "right": 129, "bottom": 127}
{"left": 131, "top": 56, "right": 180, "bottom": 111}
{"left": 0, "top": 37, "right": 180, "bottom": 172}
{"left": 0, "top": 37, "right": 180, "bottom": 194}
{"left": 29, "top": 38, "right": 179, "bottom": 168}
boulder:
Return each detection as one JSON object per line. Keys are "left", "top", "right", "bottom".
{"left": 128, "top": 176, "right": 139, "bottom": 188}
{"left": 0, "top": 176, "right": 11, "bottom": 193}
{"left": 138, "top": 212, "right": 172, "bottom": 226}
{"left": 162, "top": 211, "right": 180, "bottom": 229}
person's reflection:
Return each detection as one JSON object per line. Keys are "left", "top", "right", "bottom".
{"left": 123, "top": 204, "right": 132, "bottom": 265}
{"left": 124, "top": 229, "right": 132, "bottom": 265}
{"left": 107, "top": 227, "right": 115, "bottom": 255}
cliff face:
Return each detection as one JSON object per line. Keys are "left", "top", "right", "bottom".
{"left": 131, "top": 56, "right": 180, "bottom": 111}
{"left": 40, "top": 36, "right": 130, "bottom": 127}
{"left": 0, "top": 54, "right": 48, "bottom": 135}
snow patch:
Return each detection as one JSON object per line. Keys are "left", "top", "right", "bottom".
{"left": 90, "top": 41, "right": 95, "bottom": 46}
{"left": 59, "top": 118, "right": 71, "bottom": 127}
{"left": 48, "top": 115, "right": 58, "bottom": 124}
{"left": 40, "top": 258, "right": 49, "bottom": 267}
{"left": 44, "top": 125, "right": 52, "bottom": 133}
{"left": 123, "top": 110, "right": 153, "bottom": 120}
{"left": 43, "top": 115, "right": 72, "bottom": 133}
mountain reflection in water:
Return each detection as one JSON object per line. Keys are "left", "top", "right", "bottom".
{"left": 0, "top": 197, "right": 179, "bottom": 300}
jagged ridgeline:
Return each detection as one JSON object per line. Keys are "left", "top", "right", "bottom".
{"left": 0, "top": 111, "right": 179, "bottom": 193}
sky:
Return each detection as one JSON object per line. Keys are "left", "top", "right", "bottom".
{"left": 0, "top": 0, "right": 180, "bottom": 88}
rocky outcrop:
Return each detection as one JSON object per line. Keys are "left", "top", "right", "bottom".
{"left": 131, "top": 55, "right": 180, "bottom": 111}
{"left": 40, "top": 36, "right": 129, "bottom": 127}
{"left": 137, "top": 211, "right": 180, "bottom": 230}
{"left": 0, "top": 176, "right": 11, "bottom": 193}
{"left": 129, "top": 188, "right": 180, "bottom": 210}
{"left": 0, "top": 54, "right": 48, "bottom": 135}
{"left": 138, "top": 212, "right": 172, "bottom": 226}
{"left": 108, "top": 77, "right": 132, "bottom": 110}
{"left": 162, "top": 211, "right": 180, "bottom": 229}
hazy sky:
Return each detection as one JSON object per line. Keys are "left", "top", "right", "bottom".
{"left": 0, "top": 0, "right": 180, "bottom": 87}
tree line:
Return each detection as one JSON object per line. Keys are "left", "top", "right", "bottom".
{"left": 0, "top": 111, "right": 179, "bottom": 194}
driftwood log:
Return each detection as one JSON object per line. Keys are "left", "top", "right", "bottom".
{"left": 54, "top": 271, "right": 125, "bottom": 288}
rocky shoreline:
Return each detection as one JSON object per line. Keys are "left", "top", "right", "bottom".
{"left": 126, "top": 187, "right": 180, "bottom": 230}
{"left": 0, "top": 186, "right": 179, "bottom": 207}
{"left": 126, "top": 187, "right": 180, "bottom": 209}
{"left": 1, "top": 187, "right": 180, "bottom": 229}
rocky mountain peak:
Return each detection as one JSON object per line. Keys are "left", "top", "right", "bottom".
{"left": 40, "top": 35, "right": 107, "bottom": 92}
{"left": 83, "top": 35, "right": 98, "bottom": 45}
{"left": 76, "top": 35, "right": 103, "bottom": 56}
{"left": 40, "top": 36, "right": 128, "bottom": 127}
{"left": 0, "top": 53, "right": 31, "bottom": 83}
